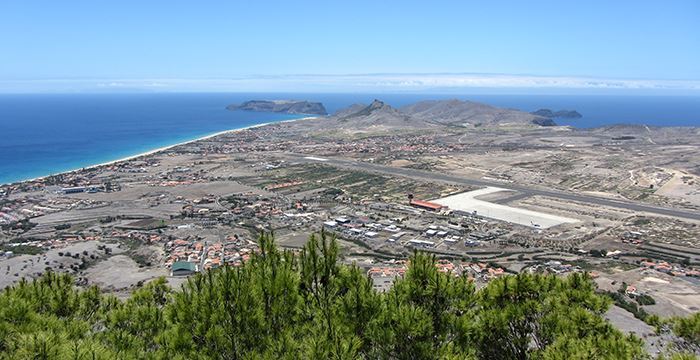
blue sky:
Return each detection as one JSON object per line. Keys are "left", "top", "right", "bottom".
{"left": 1, "top": 0, "right": 699, "bottom": 93}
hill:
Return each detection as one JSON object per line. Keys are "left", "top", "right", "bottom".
{"left": 401, "top": 99, "right": 557, "bottom": 126}
{"left": 316, "top": 99, "right": 558, "bottom": 134}
{"left": 330, "top": 99, "right": 435, "bottom": 129}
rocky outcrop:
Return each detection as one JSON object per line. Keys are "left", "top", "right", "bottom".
{"left": 332, "top": 103, "right": 367, "bottom": 118}
{"left": 531, "top": 117, "right": 557, "bottom": 126}
{"left": 332, "top": 100, "right": 432, "bottom": 128}
{"left": 531, "top": 109, "right": 582, "bottom": 119}
{"left": 227, "top": 100, "right": 327, "bottom": 115}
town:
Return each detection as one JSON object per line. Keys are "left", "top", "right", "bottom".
{"left": 2, "top": 100, "right": 700, "bottom": 355}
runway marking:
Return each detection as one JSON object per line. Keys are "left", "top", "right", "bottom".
{"left": 304, "top": 156, "right": 328, "bottom": 162}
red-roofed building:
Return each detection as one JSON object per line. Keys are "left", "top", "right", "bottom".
{"left": 410, "top": 199, "right": 445, "bottom": 211}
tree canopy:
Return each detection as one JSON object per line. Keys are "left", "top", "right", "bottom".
{"left": 0, "top": 232, "right": 667, "bottom": 359}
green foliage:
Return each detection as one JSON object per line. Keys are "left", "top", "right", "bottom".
{"left": 634, "top": 293, "right": 656, "bottom": 306}
{"left": 1, "top": 244, "right": 44, "bottom": 255}
{"left": 0, "top": 231, "right": 660, "bottom": 359}
{"left": 657, "top": 353, "right": 700, "bottom": 360}
{"left": 471, "top": 272, "right": 644, "bottom": 360}
{"left": 54, "top": 223, "right": 71, "bottom": 231}
{"left": 672, "top": 313, "right": 700, "bottom": 347}
{"left": 1, "top": 219, "right": 36, "bottom": 232}
{"left": 604, "top": 290, "right": 654, "bottom": 324}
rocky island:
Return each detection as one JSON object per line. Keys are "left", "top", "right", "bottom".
{"left": 227, "top": 100, "right": 327, "bottom": 115}
{"left": 531, "top": 108, "right": 583, "bottom": 119}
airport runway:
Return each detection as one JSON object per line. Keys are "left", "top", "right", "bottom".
{"left": 285, "top": 153, "right": 700, "bottom": 222}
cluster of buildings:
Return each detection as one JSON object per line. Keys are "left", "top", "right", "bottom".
{"left": 639, "top": 259, "right": 700, "bottom": 277}
{"left": 0, "top": 197, "right": 65, "bottom": 225}
{"left": 460, "top": 262, "right": 506, "bottom": 280}
{"left": 173, "top": 126, "right": 299, "bottom": 155}
{"left": 619, "top": 217, "right": 700, "bottom": 250}
{"left": 165, "top": 235, "right": 259, "bottom": 276}
{"left": 58, "top": 185, "right": 105, "bottom": 194}
{"left": 178, "top": 193, "right": 291, "bottom": 226}
{"left": 621, "top": 230, "right": 645, "bottom": 245}
{"left": 291, "top": 134, "right": 475, "bottom": 158}
{"left": 225, "top": 193, "right": 286, "bottom": 217}
{"left": 0, "top": 209, "right": 20, "bottom": 225}
{"left": 2, "top": 234, "right": 101, "bottom": 251}
{"left": 367, "top": 262, "right": 407, "bottom": 292}
{"left": 367, "top": 259, "right": 508, "bottom": 291}
{"left": 172, "top": 127, "right": 478, "bottom": 161}
{"left": 1, "top": 183, "right": 114, "bottom": 232}
{"left": 527, "top": 260, "right": 580, "bottom": 275}
{"left": 323, "top": 210, "right": 498, "bottom": 252}
{"left": 110, "top": 230, "right": 163, "bottom": 243}
{"left": 165, "top": 239, "right": 205, "bottom": 271}
{"left": 323, "top": 215, "right": 415, "bottom": 244}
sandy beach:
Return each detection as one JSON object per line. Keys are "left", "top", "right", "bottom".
{"left": 9, "top": 116, "right": 317, "bottom": 186}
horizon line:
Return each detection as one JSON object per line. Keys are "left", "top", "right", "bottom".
{"left": 1, "top": 73, "right": 699, "bottom": 94}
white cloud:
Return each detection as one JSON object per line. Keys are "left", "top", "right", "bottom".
{"left": 1, "top": 73, "right": 699, "bottom": 93}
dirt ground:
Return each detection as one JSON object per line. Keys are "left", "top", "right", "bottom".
{"left": 0, "top": 241, "right": 122, "bottom": 289}
{"left": 596, "top": 268, "right": 700, "bottom": 317}
{"left": 84, "top": 254, "right": 168, "bottom": 291}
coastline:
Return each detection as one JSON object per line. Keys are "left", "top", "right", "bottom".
{"left": 2, "top": 116, "right": 317, "bottom": 187}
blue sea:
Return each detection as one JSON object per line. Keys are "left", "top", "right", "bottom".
{"left": 1, "top": 93, "right": 699, "bottom": 185}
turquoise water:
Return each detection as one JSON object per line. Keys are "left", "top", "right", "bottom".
{"left": 1, "top": 93, "right": 699, "bottom": 185}
{"left": 0, "top": 93, "right": 302, "bottom": 184}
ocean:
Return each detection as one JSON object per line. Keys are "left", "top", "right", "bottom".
{"left": 1, "top": 93, "right": 699, "bottom": 185}
{"left": 0, "top": 93, "right": 302, "bottom": 185}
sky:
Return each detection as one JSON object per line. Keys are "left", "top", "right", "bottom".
{"left": 1, "top": 0, "right": 699, "bottom": 93}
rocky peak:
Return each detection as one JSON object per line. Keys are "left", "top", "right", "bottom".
{"left": 367, "top": 99, "right": 387, "bottom": 110}
{"left": 342, "top": 99, "right": 400, "bottom": 119}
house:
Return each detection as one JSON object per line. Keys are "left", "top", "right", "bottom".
{"left": 60, "top": 186, "right": 87, "bottom": 194}
{"left": 385, "top": 225, "right": 401, "bottom": 233}
{"left": 323, "top": 221, "right": 338, "bottom": 228}
{"left": 171, "top": 261, "right": 197, "bottom": 276}
{"left": 349, "top": 228, "right": 364, "bottom": 235}
{"left": 408, "top": 239, "right": 435, "bottom": 248}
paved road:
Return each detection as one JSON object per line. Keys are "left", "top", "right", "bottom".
{"left": 284, "top": 153, "right": 700, "bottom": 221}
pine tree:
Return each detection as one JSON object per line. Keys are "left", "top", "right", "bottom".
{"left": 0, "top": 231, "right": 672, "bottom": 359}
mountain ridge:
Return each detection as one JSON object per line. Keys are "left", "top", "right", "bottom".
{"left": 328, "top": 98, "right": 557, "bottom": 129}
